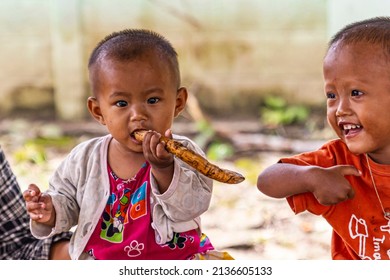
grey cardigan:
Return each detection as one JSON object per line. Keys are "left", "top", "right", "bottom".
{"left": 30, "top": 134, "right": 213, "bottom": 259}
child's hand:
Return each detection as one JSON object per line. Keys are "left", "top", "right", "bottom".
{"left": 142, "top": 129, "right": 175, "bottom": 194}
{"left": 23, "top": 184, "right": 55, "bottom": 226}
{"left": 309, "top": 165, "right": 360, "bottom": 205}
{"left": 142, "top": 129, "right": 174, "bottom": 169}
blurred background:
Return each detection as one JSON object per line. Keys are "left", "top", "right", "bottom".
{"left": 1, "top": 0, "right": 390, "bottom": 260}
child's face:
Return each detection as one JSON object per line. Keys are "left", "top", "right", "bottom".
{"left": 323, "top": 42, "right": 390, "bottom": 163}
{"left": 88, "top": 51, "right": 187, "bottom": 153}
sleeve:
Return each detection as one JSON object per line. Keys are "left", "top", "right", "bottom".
{"left": 149, "top": 135, "right": 213, "bottom": 243}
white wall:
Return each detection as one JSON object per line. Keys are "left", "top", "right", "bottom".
{"left": 3, "top": 0, "right": 373, "bottom": 119}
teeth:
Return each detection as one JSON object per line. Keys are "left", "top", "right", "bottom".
{"left": 343, "top": 124, "right": 361, "bottom": 130}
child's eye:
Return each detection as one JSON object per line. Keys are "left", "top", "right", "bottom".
{"left": 351, "top": 90, "right": 363, "bottom": 97}
{"left": 147, "top": 97, "right": 160, "bottom": 104}
{"left": 326, "top": 92, "right": 336, "bottom": 99}
{"left": 115, "top": 100, "right": 128, "bottom": 107}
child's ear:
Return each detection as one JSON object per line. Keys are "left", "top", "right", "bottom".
{"left": 174, "top": 87, "right": 188, "bottom": 117}
{"left": 87, "top": 96, "right": 106, "bottom": 125}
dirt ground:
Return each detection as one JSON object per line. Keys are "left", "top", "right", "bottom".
{"left": 0, "top": 117, "right": 333, "bottom": 260}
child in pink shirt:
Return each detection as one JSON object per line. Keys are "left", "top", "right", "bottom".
{"left": 24, "top": 29, "right": 232, "bottom": 260}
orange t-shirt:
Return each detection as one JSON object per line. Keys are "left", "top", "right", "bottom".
{"left": 280, "top": 139, "right": 390, "bottom": 260}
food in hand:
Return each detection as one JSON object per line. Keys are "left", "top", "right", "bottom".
{"left": 134, "top": 130, "right": 245, "bottom": 184}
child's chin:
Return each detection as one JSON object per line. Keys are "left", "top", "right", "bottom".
{"left": 345, "top": 143, "right": 366, "bottom": 155}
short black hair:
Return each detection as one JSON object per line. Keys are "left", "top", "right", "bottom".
{"left": 88, "top": 29, "right": 181, "bottom": 87}
{"left": 329, "top": 17, "right": 390, "bottom": 56}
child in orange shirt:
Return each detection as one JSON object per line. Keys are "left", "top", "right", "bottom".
{"left": 257, "top": 17, "right": 390, "bottom": 260}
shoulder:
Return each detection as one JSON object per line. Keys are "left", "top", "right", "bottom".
{"left": 51, "top": 135, "right": 111, "bottom": 181}
{"left": 172, "top": 133, "right": 205, "bottom": 156}
{"left": 172, "top": 133, "right": 193, "bottom": 144}
{"left": 71, "top": 134, "right": 110, "bottom": 153}
{"left": 320, "top": 138, "right": 348, "bottom": 150}
{"left": 281, "top": 139, "right": 359, "bottom": 167}
{"left": 62, "top": 134, "right": 111, "bottom": 163}
{"left": 319, "top": 139, "right": 360, "bottom": 163}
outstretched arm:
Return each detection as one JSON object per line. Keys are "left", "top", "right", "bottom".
{"left": 257, "top": 163, "right": 360, "bottom": 205}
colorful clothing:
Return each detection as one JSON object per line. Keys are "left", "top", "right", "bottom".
{"left": 84, "top": 163, "right": 214, "bottom": 259}
{"left": 280, "top": 139, "right": 390, "bottom": 260}
{"left": 0, "top": 146, "right": 71, "bottom": 259}
{"left": 30, "top": 134, "right": 229, "bottom": 260}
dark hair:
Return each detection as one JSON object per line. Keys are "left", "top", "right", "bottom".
{"left": 89, "top": 29, "right": 181, "bottom": 87}
{"left": 328, "top": 17, "right": 390, "bottom": 56}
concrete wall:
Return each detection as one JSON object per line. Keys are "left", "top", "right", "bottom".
{"left": 1, "top": 0, "right": 387, "bottom": 120}
{"left": 0, "top": 1, "right": 53, "bottom": 116}
{"left": 327, "top": 0, "right": 390, "bottom": 37}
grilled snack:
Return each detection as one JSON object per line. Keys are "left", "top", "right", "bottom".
{"left": 134, "top": 130, "right": 245, "bottom": 184}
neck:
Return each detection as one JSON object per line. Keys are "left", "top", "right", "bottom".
{"left": 365, "top": 152, "right": 390, "bottom": 165}
{"left": 108, "top": 140, "right": 145, "bottom": 179}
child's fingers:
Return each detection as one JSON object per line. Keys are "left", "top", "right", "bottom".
{"left": 29, "top": 211, "right": 44, "bottom": 221}
{"left": 335, "top": 165, "right": 359, "bottom": 200}
{"left": 23, "top": 184, "right": 41, "bottom": 200}
{"left": 164, "top": 128, "right": 172, "bottom": 138}
{"left": 149, "top": 132, "right": 162, "bottom": 151}
{"left": 22, "top": 189, "right": 33, "bottom": 201}
{"left": 23, "top": 184, "right": 40, "bottom": 202}
{"left": 25, "top": 201, "right": 45, "bottom": 220}
{"left": 26, "top": 200, "right": 45, "bottom": 212}
{"left": 346, "top": 188, "right": 355, "bottom": 200}
{"left": 334, "top": 165, "right": 361, "bottom": 177}
{"left": 27, "top": 183, "right": 42, "bottom": 194}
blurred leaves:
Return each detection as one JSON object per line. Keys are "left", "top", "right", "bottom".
{"left": 194, "top": 119, "right": 235, "bottom": 161}
{"left": 194, "top": 119, "right": 215, "bottom": 149}
{"left": 206, "top": 141, "right": 234, "bottom": 161}
{"left": 260, "top": 96, "right": 310, "bottom": 126}
{"left": 14, "top": 142, "right": 46, "bottom": 165}
{"left": 13, "top": 136, "right": 75, "bottom": 165}
{"left": 10, "top": 135, "right": 77, "bottom": 191}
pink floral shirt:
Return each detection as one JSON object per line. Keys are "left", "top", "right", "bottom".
{"left": 84, "top": 162, "right": 214, "bottom": 259}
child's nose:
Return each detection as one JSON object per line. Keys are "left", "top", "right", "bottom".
{"left": 335, "top": 98, "right": 352, "bottom": 117}
{"left": 130, "top": 104, "right": 147, "bottom": 121}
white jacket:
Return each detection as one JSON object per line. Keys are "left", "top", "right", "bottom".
{"left": 30, "top": 134, "right": 213, "bottom": 259}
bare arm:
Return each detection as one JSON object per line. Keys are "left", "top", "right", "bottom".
{"left": 257, "top": 163, "right": 360, "bottom": 205}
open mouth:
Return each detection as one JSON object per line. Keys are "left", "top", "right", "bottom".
{"left": 130, "top": 129, "right": 145, "bottom": 142}
{"left": 341, "top": 124, "right": 362, "bottom": 136}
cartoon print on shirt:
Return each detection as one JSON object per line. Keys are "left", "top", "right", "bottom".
{"left": 100, "top": 180, "right": 148, "bottom": 243}
{"left": 380, "top": 221, "right": 390, "bottom": 234}
{"left": 199, "top": 233, "right": 209, "bottom": 248}
{"left": 86, "top": 248, "right": 95, "bottom": 258}
{"left": 130, "top": 182, "right": 147, "bottom": 220}
{"left": 124, "top": 240, "right": 145, "bottom": 257}
{"left": 164, "top": 232, "right": 195, "bottom": 250}
{"left": 349, "top": 214, "right": 390, "bottom": 260}
{"left": 349, "top": 214, "right": 369, "bottom": 259}
{"left": 379, "top": 220, "right": 390, "bottom": 258}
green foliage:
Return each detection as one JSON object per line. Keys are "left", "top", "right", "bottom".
{"left": 206, "top": 142, "right": 234, "bottom": 161}
{"left": 27, "top": 136, "right": 75, "bottom": 149}
{"left": 14, "top": 142, "right": 46, "bottom": 165}
{"left": 194, "top": 119, "right": 215, "bottom": 149}
{"left": 13, "top": 136, "right": 75, "bottom": 165}
{"left": 260, "top": 96, "right": 310, "bottom": 126}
